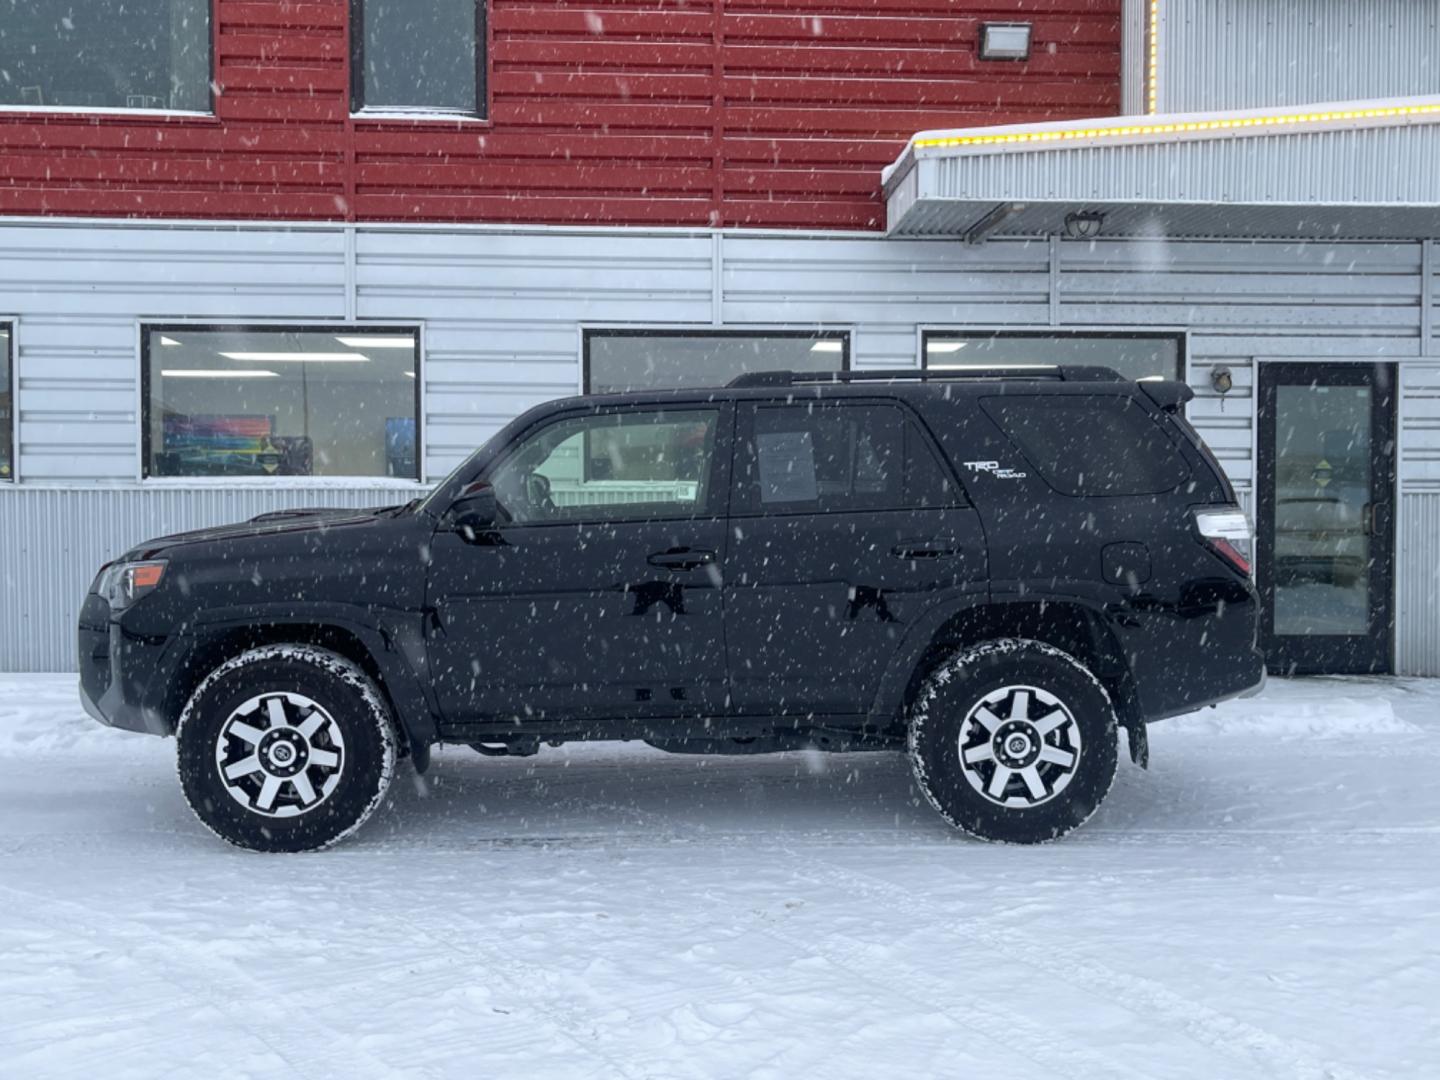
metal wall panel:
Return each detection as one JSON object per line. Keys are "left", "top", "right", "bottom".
{"left": 1399, "top": 494, "right": 1440, "bottom": 676}
{"left": 1159, "top": 0, "right": 1440, "bottom": 113}
{"left": 2, "top": 220, "right": 1437, "bottom": 672}
{"left": 0, "top": 485, "right": 402, "bottom": 672}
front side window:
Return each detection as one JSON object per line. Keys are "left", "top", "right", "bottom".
{"left": 488, "top": 409, "right": 719, "bottom": 524}
{"left": 586, "top": 330, "right": 849, "bottom": 393}
{"left": 0, "top": 324, "right": 11, "bottom": 480}
{"left": 736, "top": 402, "right": 959, "bottom": 514}
{"left": 0, "top": 0, "right": 211, "bottom": 112}
{"left": 143, "top": 326, "right": 420, "bottom": 479}
{"left": 352, "top": 0, "right": 483, "bottom": 115}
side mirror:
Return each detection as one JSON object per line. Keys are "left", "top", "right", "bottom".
{"left": 449, "top": 488, "right": 500, "bottom": 543}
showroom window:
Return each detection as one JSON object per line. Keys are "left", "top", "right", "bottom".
{"left": 0, "top": 0, "right": 211, "bottom": 112}
{"left": 142, "top": 326, "right": 421, "bottom": 480}
{"left": 0, "top": 323, "right": 11, "bottom": 480}
{"left": 923, "top": 331, "right": 1183, "bottom": 383}
{"left": 585, "top": 330, "right": 850, "bottom": 394}
{"left": 351, "top": 0, "right": 485, "bottom": 116}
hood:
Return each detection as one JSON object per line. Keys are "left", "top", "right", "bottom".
{"left": 122, "top": 504, "right": 407, "bottom": 561}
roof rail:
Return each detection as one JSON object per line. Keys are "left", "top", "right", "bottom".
{"left": 726, "top": 366, "right": 1124, "bottom": 388}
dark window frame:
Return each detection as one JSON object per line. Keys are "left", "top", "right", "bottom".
{"left": 921, "top": 329, "right": 1186, "bottom": 387}
{"left": 349, "top": 0, "right": 488, "bottom": 117}
{"left": 0, "top": 321, "right": 13, "bottom": 482}
{"left": 0, "top": 0, "right": 214, "bottom": 115}
{"left": 139, "top": 322, "right": 423, "bottom": 481}
{"left": 582, "top": 328, "right": 852, "bottom": 394}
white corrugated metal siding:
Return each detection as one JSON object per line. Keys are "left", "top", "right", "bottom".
{"left": 1159, "top": 0, "right": 1440, "bottom": 113}
{"left": 1, "top": 220, "right": 1438, "bottom": 672}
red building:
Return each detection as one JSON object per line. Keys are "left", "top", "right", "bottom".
{"left": 0, "top": 0, "right": 1121, "bottom": 229}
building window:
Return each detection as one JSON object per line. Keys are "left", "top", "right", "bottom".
{"left": 584, "top": 330, "right": 850, "bottom": 394}
{"left": 0, "top": 324, "right": 11, "bottom": 481}
{"left": 0, "top": 0, "right": 211, "bottom": 112}
{"left": 351, "top": 0, "right": 485, "bottom": 116}
{"left": 142, "top": 326, "right": 421, "bottom": 480}
{"left": 923, "top": 331, "right": 1183, "bottom": 383}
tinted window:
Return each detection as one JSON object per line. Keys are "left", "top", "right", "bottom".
{"left": 490, "top": 409, "right": 719, "bottom": 524}
{"left": 144, "top": 326, "right": 419, "bottom": 479}
{"left": 0, "top": 0, "right": 210, "bottom": 112}
{"left": 353, "top": 0, "right": 481, "bottom": 114}
{"left": 586, "top": 331, "right": 848, "bottom": 393}
{"left": 981, "top": 395, "right": 1190, "bottom": 496}
{"left": 737, "top": 402, "right": 959, "bottom": 513}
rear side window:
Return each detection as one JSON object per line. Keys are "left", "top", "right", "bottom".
{"left": 736, "top": 401, "right": 961, "bottom": 513}
{"left": 981, "top": 395, "right": 1190, "bottom": 497}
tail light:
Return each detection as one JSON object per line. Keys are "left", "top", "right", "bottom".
{"left": 1194, "top": 508, "right": 1253, "bottom": 577}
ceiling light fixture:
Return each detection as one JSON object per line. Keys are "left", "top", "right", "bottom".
{"left": 926, "top": 342, "right": 968, "bottom": 354}
{"left": 162, "top": 369, "right": 281, "bottom": 379}
{"left": 809, "top": 341, "right": 844, "bottom": 353}
{"left": 159, "top": 336, "right": 182, "bottom": 347}
{"left": 334, "top": 336, "right": 416, "bottom": 349}
{"left": 219, "top": 352, "right": 370, "bottom": 363}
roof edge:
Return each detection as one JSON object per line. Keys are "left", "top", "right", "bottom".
{"left": 882, "top": 95, "right": 1440, "bottom": 194}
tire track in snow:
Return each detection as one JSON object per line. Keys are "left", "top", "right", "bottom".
{"left": 789, "top": 854, "right": 1376, "bottom": 1080}
{"left": 0, "top": 882, "right": 427, "bottom": 1080}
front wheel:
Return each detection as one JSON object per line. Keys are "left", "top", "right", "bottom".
{"left": 176, "top": 645, "right": 397, "bottom": 852}
{"left": 908, "top": 639, "right": 1118, "bottom": 844}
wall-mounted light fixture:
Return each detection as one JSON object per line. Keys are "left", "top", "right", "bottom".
{"left": 1210, "top": 365, "right": 1234, "bottom": 395}
{"left": 1064, "top": 211, "right": 1105, "bottom": 240}
{"left": 979, "top": 23, "right": 1032, "bottom": 61}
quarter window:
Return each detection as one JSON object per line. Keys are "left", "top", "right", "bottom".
{"left": 489, "top": 409, "right": 719, "bottom": 524}
{"left": 142, "top": 326, "right": 420, "bottom": 480}
{"left": 351, "top": 0, "right": 484, "bottom": 116}
{"left": 586, "top": 330, "right": 849, "bottom": 393}
{"left": 0, "top": 324, "right": 11, "bottom": 480}
{"left": 736, "top": 402, "right": 960, "bottom": 514}
{"left": 981, "top": 395, "right": 1191, "bottom": 497}
{"left": 0, "top": 0, "right": 211, "bottom": 112}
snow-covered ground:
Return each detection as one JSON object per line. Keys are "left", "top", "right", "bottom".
{"left": 2, "top": 675, "right": 1438, "bottom": 1080}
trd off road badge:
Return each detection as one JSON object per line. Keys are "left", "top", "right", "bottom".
{"left": 963, "top": 460, "right": 1028, "bottom": 480}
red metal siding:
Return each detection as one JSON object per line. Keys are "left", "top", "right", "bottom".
{"left": 0, "top": 0, "right": 1120, "bottom": 231}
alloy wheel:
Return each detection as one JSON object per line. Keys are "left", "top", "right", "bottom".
{"left": 213, "top": 692, "right": 346, "bottom": 818}
{"left": 956, "top": 684, "right": 1083, "bottom": 808}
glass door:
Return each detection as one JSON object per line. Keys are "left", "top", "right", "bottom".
{"left": 1256, "top": 362, "right": 1396, "bottom": 674}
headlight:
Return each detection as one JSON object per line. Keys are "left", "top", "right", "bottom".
{"left": 96, "top": 560, "right": 168, "bottom": 610}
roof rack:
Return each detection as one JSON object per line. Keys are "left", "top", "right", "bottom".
{"left": 726, "top": 366, "right": 1124, "bottom": 388}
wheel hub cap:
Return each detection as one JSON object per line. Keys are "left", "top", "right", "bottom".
{"left": 214, "top": 692, "right": 346, "bottom": 819}
{"left": 957, "top": 685, "right": 1082, "bottom": 808}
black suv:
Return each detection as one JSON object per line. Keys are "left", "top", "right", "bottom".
{"left": 80, "top": 368, "right": 1264, "bottom": 851}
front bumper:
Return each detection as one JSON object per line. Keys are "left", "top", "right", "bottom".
{"left": 78, "top": 592, "right": 175, "bottom": 736}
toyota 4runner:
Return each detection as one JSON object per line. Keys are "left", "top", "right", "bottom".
{"left": 79, "top": 367, "right": 1264, "bottom": 851}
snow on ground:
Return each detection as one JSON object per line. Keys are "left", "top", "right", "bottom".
{"left": 1, "top": 676, "right": 1438, "bottom": 1080}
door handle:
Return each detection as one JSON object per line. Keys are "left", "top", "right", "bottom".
{"left": 891, "top": 538, "right": 961, "bottom": 560}
{"left": 1362, "top": 501, "right": 1389, "bottom": 538}
{"left": 647, "top": 547, "right": 716, "bottom": 571}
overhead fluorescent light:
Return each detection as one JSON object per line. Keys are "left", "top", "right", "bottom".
{"left": 163, "top": 369, "right": 280, "bottom": 378}
{"left": 926, "top": 342, "right": 968, "bottom": 354}
{"left": 979, "top": 22, "right": 1032, "bottom": 61}
{"left": 404, "top": 371, "right": 416, "bottom": 379}
{"left": 159, "top": 335, "right": 182, "bottom": 347}
{"left": 220, "top": 352, "right": 369, "bottom": 363}
{"left": 334, "top": 336, "right": 415, "bottom": 349}
{"left": 933, "top": 363, "right": 1058, "bottom": 371}
{"left": 809, "top": 341, "right": 844, "bottom": 353}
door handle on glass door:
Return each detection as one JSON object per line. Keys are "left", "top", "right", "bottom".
{"left": 647, "top": 547, "right": 717, "bottom": 571}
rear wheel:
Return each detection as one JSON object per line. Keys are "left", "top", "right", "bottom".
{"left": 176, "top": 645, "right": 397, "bottom": 852}
{"left": 908, "top": 639, "right": 1118, "bottom": 844}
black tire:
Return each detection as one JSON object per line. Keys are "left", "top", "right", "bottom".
{"left": 176, "top": 645, "right": 397, "bottom": 853}
{"left": 908, "top": 638, "right": 1118, "bottom": 845}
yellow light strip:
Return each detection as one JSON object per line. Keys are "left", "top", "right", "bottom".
{"left": 1147, "top": 0, "right": 1160, "bottom": 114}
{"left": 913, "top": 102, "right": 1440, "bottom": 151}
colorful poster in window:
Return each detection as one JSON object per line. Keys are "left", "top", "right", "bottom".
{"left": 160, "top": 414, "right": 278, "bottom": 476}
